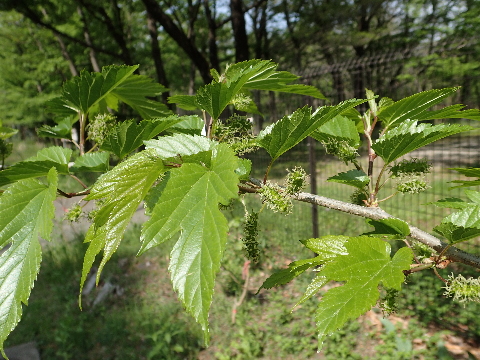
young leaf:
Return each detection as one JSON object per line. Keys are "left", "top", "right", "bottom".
{"left": 311, "top": 115, "right": 361, "bottom": 148}
{"left": 300, "top": 235, "right": 349, "bottom": 258}
{"left": 241, "top": 60, "right": 325, "bottom": 99}
{"left": 0, "top": 168, "right": 57, "bottom": 355}
{"left": 428, "top": 197, "right": 469, "bottom": 209}
{"left": 168, "top": 95, "right": 198, "bottom": 111}
{"left": 364, "top": 218, "right": 411, "bottom": 239}
{"left": 108, "top": 74, "right": 171, "bottom": 118}
{"left": 449, "top": 168, "right": 480, "bottom": 188}
{"left": 293, "top": 274, "right": 329, "bottom": 309}
{"left": 372, "top": 120, "right": 473, "bottom": 164}
{"left": 144, "top": 134, "right": 212, "bottom": 160}
{"left": 0, "top": 126, "right": 18, "bottom": 140}
{"left": 37, "top": 118, "right": 73, "bottom": 139}
{"left": 434, "top": 222, "right": 480, "bottom": 244}
{"left": 316, "top": 236, "right": 412, "bottom": 349}
{"left": 79, "top": 150, "right": 165, "bottom": 295}
{"left": 100, "top": 117, "right": 183, "bottom": 159}
{"left": 70, "top": 152, "right": 110, "bottom": 173}
{"left": 257, "top": 99, "right": 365, "bottom": 161}
{"left": 0, "top": 147, "right": 72, "bottom": 186}
{"left": 139, "top": 144, "right": 240, "bottom": 343}
{"left": 166, "top": 115, "right": 204, "bottom": 136}
{"left": 378, "top": 87, "right": 460, "bottom": 129}
{"left": 327, "top": 169, "right": 369, "bottom": 189}
{"left": 259, "top": 258, "right": 321, "bottom": 291}
{"left": 47, "top": 65, "right": 138, "bottom": 117}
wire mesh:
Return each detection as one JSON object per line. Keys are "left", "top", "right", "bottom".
{"left": 248, "top": 46, "right": 480, "bottom": 255}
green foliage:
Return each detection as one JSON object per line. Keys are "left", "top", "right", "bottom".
{"left": 139, "top": 143, "right": 240, "bottom": 342}
{"left": 372, "top": 120, "right": 473, "bottom": 165}
{"left": 315, "top": 237, "right": 412, "bottom": 349}
{"left": 327, "top": 169, "right": 369, "bottom": 189}
{"left": 99, "top": 116, "right": 184, "bottom": 159}
{"left": 363, "top": 218, "right": 411, "bottom": 240}
{"left": 257, "top": 99, "right": 366, "bottom": 162}
{"left": 1, "top": 61, "right": 480, "bottom": 356}
{"left": 0, "top": 147, "right": 72, "bottom": 186}
{"left": 0, "top": 168, "right": 57, "bottom": 356}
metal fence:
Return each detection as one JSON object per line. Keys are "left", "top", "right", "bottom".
{"left": 248, "top": 46, "right": 480, "bottom": 255}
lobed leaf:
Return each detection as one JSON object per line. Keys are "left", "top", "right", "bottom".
{"left": 47, "top": 65, "right": 138, "bottom": 117}
{"left": 139, "top": 144, "right": 240, "bottom": 343}
{"left": 257, "top": 99, "right": 365, "bottom": 161}
{"left": 327, "top": 169, "right": 369, "bottom": 189}
{"left": 372, "top": 120, "right": 473, "bottom": 164}
{"left": 364, "top": 218, "right": 411, "bottom": 239}
{"left": 109, "top": 74, "right": 171, "bottom": 118}
{"left": 316, "top": 237, "right": 412, "bottom": 349}
{"left": 434, "top": 222, "right": 480, "bottom": 244}
{"left": 311, "top": 115, "right": 361, "bottom": 148}
{"left": 293, "top": 274, "right": 329, "bottom": 309}
{"left": 0, "top": 147, "right": 72, "bottom": 187}
{"left": 145, "top": 134, "right": 213, "bottom": 160}
{"left": 70, "top": 152, "right": 110, "bottom": 173}
{"left": 378, "top": 87, "right": 460, "bottom": 129}
{"left": 259, "top": 258, "right": 322, "bottom": 291}
{"left": 300, "top": 235, "right": 349, "bottom": 258}
{"left": 79, "top": 150, "right": 165, "bottom": 296}
{"left": 100, "top": 117, "right": 184, "bottom": 159}
{"left": 0, "top": 168, "right": 57, "bottom": 355}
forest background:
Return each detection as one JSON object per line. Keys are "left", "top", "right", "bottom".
{"left": 1, "top": 1, "right": 480, "bottom": 359}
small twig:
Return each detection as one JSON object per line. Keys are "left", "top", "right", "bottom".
{"left": 248, "top": 177, "right": 480, "bottom": 270}
{"left": 57, "top": 188, "right": 90, "bottom": 198}
{"left": 70, "top": 174, "right": 88, "bottom": 189}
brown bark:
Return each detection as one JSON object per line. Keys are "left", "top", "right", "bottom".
{"left": 77, "top": 6, "right": 101, "bottom": 72}
{"left": 146, "top": 10, "right": 170, "bottom": 104}
{"left": 230, "top": 0, "right": 249, "bottom": 62}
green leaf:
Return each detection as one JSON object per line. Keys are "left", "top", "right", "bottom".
{"left": 364, "top": 218, "right": 411, "bottom": 239}
{"left": 311, "top": 115, "right": 361, "bottom": 148}
{"left": 464, "top": 189, "right": 480, "bottom": 204}
{"left": 372, "top": 120, "right": 473, "bottom": 164}
{"left": 428, "top": 197, "right": 469, "bottom": 209}
{"left": 316, "top": 237, "right": 412, "bottom": 349}
{"left": 300, "top": 235, "right": 349, "bottom": 259}
{"left": 449, "top": 168, "right": 480, "bottom": 188}
{"left": 166, "top": 115, "right": 204, "bottom": 136}
{"left": 194, "top": 60, "right": 324, "bottom": 120}
{"left": 257, "top": 99, "right": 366, "bottom": 161}
{"left": 259, "top": 258, "right": 321, "bottom": 291}
{"left": 37, "top": 118, "right": 73, "bottom": 139}
{"left": 168, "top": 95, "right": 198, "bottom": 111}
{"left": 100, "top": 117, "right": 184, "bottom": 159}
{"left": 139, "top": 144, "right": 240, "bottom": 343}
{"left": 79, "top": 150, "right": 165, "bottom": 296}
{"left": 0, "top": 126, "right": 18, "bottom": 140}
{"left": 234, "top": 158, "right": 252, "bottom": 180}
{"left": 378, "top": 87, "right": 461, "bottom": 129}
{"left": 145, "top": 134, "right": 212, "bottom": 160}
{"left": 433, "top": 222, "right": 480, "bottom": 244}
{"left": 0, "top": 147, "right": 72, "bottom": 186}
{"left": 70, "top": 152, "right": 110, "bottom": 173}
{"left": 241, "top": 60, "right": 325, "bottom": 99}
{"left": 410, "top": 104, "right": 480, "bottom": 122}
{"left": 47, "top": 65, "right": 138, "bottom": 117}
{"left": 109, "top": 74, "right": 171, "bottom": 119}
{"left": 327, "top": 169, "right": 369, "bottom": 189}
{"left": 293, "top": 274, "right": 329, "bottom": 309}
{"left": 0, "top": 168, "right": 57, "bottom": 354}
